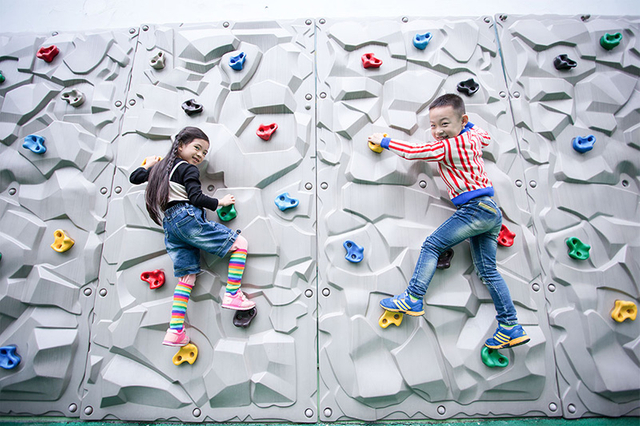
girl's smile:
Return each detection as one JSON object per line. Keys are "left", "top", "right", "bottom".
{"left": 178, "top": 138, "right": 210, "bottom": 165}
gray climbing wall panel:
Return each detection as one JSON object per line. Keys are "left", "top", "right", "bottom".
{"left": 0, "top": 29, "right": 136, "bottom": 416}
{"left": 497, "top": 15, "right": 640, "bottom": 418}
{"left": 79, "top": 20, "right": 318, "bottom": 422}
{"left": 0, "top": 14, "right": 638, "bottom": 424}
{"left": 315, "top": 16, "right": 560, "bottom": 422}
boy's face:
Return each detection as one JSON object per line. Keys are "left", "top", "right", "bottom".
{"left": 429, "top": 106, "right": 469, "bottom": 141}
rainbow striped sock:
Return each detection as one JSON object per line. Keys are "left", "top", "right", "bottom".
{"left": 170, "top": 281, "right": 194, "bottom": 331}
{"left": 226, "top": 248, "right": 247, "bottom": 294}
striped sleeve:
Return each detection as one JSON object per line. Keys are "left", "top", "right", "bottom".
{"left": 384, "top": 137, "right": 446, "bottom": 162}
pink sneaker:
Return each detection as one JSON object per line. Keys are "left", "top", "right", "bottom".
{"left": 162, "top": 328, "right": 189, "bottom": 347}
{"left": 222, "top": 290, "right": 256, "bottom": 310}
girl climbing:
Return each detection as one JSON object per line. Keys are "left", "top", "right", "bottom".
{"left": 130, "top": 126, "right": 255, "bottom": 347}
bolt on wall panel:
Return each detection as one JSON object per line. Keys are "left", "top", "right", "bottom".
{"left": 0, "top": 29, "right": 136, "bottom": 416}
{"left": 80, "top": 21, "right": 318, "bottom": 422}
{"left": 316, "top": 16, "right": 560, "bottom": 422}
{"left": 497, "top": 14, "right": 640, "bottom": 418}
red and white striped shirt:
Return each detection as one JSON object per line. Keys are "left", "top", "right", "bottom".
{"left": 381, "top": 124, "right": 494, "bottom": 206}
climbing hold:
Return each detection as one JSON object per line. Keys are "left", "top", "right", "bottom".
{"left": 497, "top": 224, "right": 516, "bottom": 247}
{"left": 0, "top": 70, "right": 5, "bottom": 84}
{"left": 229, "top": 52, "right": 246, "bottom": 70}
{"left": 140, "top": 270, "right": 165, "bottom": 290}
{"left": 0, "top": 346, "right": 21, "bottom": 370}
{"left": 23, "top": 135, "right": 46, "bottom": 154}
{"left": 150, "top": 51, "right": 166, "bottom": 69}
{"left": 611, "top": 300, "right": 637, "bottom": 323}
{"left": 61, "top": 88, "right": 85, "bottom": 107}
{"left": 413, "top": 32, "right": 433, "bottom": 50}
{"left": 182, "top": 99, "right": 203, "bottom": 116}
{"left": 369, "top": 133, "right": 386, "bottom": 153}
{"left": 344, "top": 240, "right": 364, "bottom": 263}
{"left": 600, "top": 32, "right": 622, "bottom": 50}
{"left": 275, "top": 192, "right": 299, "bottom": 211}
{"left": 51, "top": 229, "right": 74, "bottom": 253}
{"left": 457, "top": 78, "right": 479, "bottom": 96}
{"left": 554, "top": 54, "right": 577, "bottom": 70}
{"left": 361, "top": 53, "right": 382, "bottom": 69}
{"left": 379, "top": 309, "right": 403, "bottom": 328}
{"left": 572, "top": 135, "right": 596, "bottom": 153}
{"left": 256, "top": 123, "right": 278, "bottom": 141}
{"left": 141, "top": 156, "right": 162, "bottom": 166}
{"left": 437, "top": 248, "right": 454, "bottom": 269}
{"left": 217, "top": 204, "right": 237, "bottom": 222}
{"left": 37, "top": 45, "right": 60, "bottom": 63}
{"left": 481, "top": 346, "right": 509, "bottom": 368}
{"left": 172, "top": 343, "right": 198, "bottom": 365}
{"left": 233, "top": 307, "right": 257, "bottom": 328}
{"left": 566, "top": 237, "right": 590, "bottom": 260}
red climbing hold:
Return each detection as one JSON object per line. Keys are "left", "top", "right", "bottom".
{"left": 257, "top": 123, "right": 278, "bottom": 141}
{"left": 141, "top": 270, "right": 165, "bottom": 289}
{"left": 361, "top": 53, "right": 382, "bottom": 69}
{"left": 497, "top": 224, "right": 515, "bottom": 247}
{"left": 37, "top": 45, "right": 60, "bottom": 63}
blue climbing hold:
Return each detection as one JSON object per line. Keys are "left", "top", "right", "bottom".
{"left": 229, "top": 52, "right": 246, "bottom": 70}
{"left": 572, "top": 135, "right": 596, "bottom": 153}
{"left": 413, "top": 32, "right": 432, "bottom": 50}
{"left": 0, "top": 346, "right": 21, "bottom": 370}
{"left": 344, "top": 240, "right": 364, "bottom": 263}
{"left": 23, "top": 135, "right": 46, "bottom": 154}
{"left": 275, "top": 192, "right": 299, "bottom": 211}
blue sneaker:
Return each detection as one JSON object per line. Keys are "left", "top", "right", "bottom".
{"left": 484, "top": 324, "right": 530, "bottom": 349}
{"left": 380, "top": 290, "right": 425, "bottom": 316}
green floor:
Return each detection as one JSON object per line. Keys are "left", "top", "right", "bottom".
{"left": 0, "top": 417, "right": 638, "bottom": 425}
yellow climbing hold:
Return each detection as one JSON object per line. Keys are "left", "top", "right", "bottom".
{"left": 51, "top": 229, "right": 74, "bottom": 253}
{"left": 141, "top": 156, "right": 162, "bottom": 166}
{"left": 379, "top": 309, "right": 403, "bottom": 328}
{"left": 611, "top": 300, "right": 637, "bottom": 323}
{"left": 173, "top": 343, "right": 198, "bottom": 365}
{"left": 369, "top": 133, "right": 387, "bottom": 153}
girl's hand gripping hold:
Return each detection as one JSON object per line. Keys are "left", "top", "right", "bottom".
{"left": 219, "top": 194, "right": 236, "bottom": 207}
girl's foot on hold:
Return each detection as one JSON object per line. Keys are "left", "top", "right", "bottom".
{"left": 380, "top": 290, "right": 425, "bottom": 316}
{"left": 484, "top": 324, "right": 530, "bottom": 349}
{"left": 162, "top": 328, "right": 190, "bottom": 347}
{"left": 222, "top": 289, "right": 256, "bottom": 310}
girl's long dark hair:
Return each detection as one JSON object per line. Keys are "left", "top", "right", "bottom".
{"left": 145, "top": 126, "right": 210, "bottom": 225}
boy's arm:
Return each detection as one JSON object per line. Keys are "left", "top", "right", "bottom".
{"left": 379, "top": 135, "right": 446, "bottom": 162}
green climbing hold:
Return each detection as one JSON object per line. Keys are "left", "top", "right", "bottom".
{"left": 566, "top": 237, "right": 590, "bottom": 260}
{"left": 217, "top": 204, "right": 237, "bottom": 222}
{"left": 600, "top": 32, "right": 622, "bottom": 50}
{"left": 0, "top": 71, "right": 5, "bottom": 84}
{"left": 481, "top": 346, "right": 509, "bottom": 368}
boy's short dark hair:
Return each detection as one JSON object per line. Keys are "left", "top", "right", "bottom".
{"left": 429, "top": 93, "right": 466, "bottom": 116}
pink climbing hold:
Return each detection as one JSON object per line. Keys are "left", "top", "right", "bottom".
{"left": 497, "top": 224, "right": 516, "bottom": 247}
{"left": 37, "top": 45, "right": 60, "bottom": 63}
{"left": 361, "top": 53, "right": 382, "bottom": 69}
{"left": 257, "top": 123, "right": 278, "bottom": 141}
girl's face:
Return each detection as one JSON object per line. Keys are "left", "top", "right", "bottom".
{"left": 177, "top": 138, "right": 210, "bottom": 166}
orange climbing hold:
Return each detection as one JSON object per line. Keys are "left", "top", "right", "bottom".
{"left": 173, "top": 343, "right": 198, "bottom": 365}
{"left": 611, "top": 300, "right": 637, "bottom": 323}
{"left": 51, "top": 229, "right": 74, "bottom": 253}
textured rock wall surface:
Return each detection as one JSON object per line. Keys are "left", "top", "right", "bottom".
{"left": 0, "top": 15, "right": 638, "bottom": 423}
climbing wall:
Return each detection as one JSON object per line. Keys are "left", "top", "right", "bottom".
{"left": 0, "top": 14, "right": 639, "bottom": 423}
{"left": 315, "top": 16, "right": 560, "bottom": 421}
{"left": 497, "top": 15, "right": 640, "bottom": 418}
{"left": 0, "top": 29, "right": 136, "bottom": 416}
{"left": 78, "top": 20, "right": 318, "bottom": 422}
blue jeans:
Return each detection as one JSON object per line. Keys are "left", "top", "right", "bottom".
{"left": 407, "top": 196, "right": 518, "bottom": 325}
{"left": 163, "top": 203, "right": 237, "bottom": 277}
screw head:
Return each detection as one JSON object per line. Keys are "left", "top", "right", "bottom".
{"left": 100, "top": 187, "right": 108, "bottom": 195}
{"left": 567, "top": 404, "right": 576, "bottom": 414}
{"left": 114, "top": 186, "right": 122, "bottom": 194}
{"left": 419, "top": 180, "right": 427, "bottom": 188}
{"left": 207, "top": 185, "right": 215, "bottom": 192}
{"left": 99, "top": 288, "right": 108, "bottom": 297}
{"left": 128, "top": 99, "right": 136, "bottom": 106}
{"left": 52, "top": 31, "right": 59, "bottom": 36}
{"left": 499, "top": 14, "right": 508, "bottom": 22}
{"left": 305, "top": 93, "right": 312, "bottom": 100}
{"left": 320, "top": 182, "right": 328, "bottom": 190}
{"left": 549, "top": 402, "right": 558, "bottom": 412}
{"left": 402, "top": 17, "right": 409, "bottom": 23}
{"left": 305, "top": 289, "right": 313, "bottom": 298}
{"left": 513, "top": 91, "right": 521, "bottom": 98}
{"left": 223, "top": 22, "right": 230, "bottom": 28}
{"left": 437, "top": 405, "right": 446, "bottom": 415}
{"left": 193, "top": 408, "right": 201, "bottom": 417}
{"left": 529, "top": 180, "right": 537, "bottom": 188}
{"left": 305, "top": 182, "right": 313, "bottom": 190}
{"left": 84, "top": 288, "right": 93, "bottom": 296}
{"left": 305, "top": 19, "right": 312, "bottom": 25}
{"left": 68, "top": 403, "right": 78, "bottom": 413}
{"left": 84, "top": 406, "right": 93, "bottom": 416}
{"left": 305, "top": 408, "right": 314, "bottom": 418}
{"left": 322, "top": 288, "right": 330, "bottom": 297}
{"left": 115, "top": 100, "right": 122, "bottom": 107}
{"left": 319, "top": 18, "right": 326, "bottom": 25}
{"left": 484, "top": 16, "right": 491, "bottom": 23}
{"left": 622, "top": 180, "right": 629, "bottom": 187}
{"left": 532, "top": 283, "right": 540, "bottom": 292}
{"left": 515, "top": 179, "right": 523, "bottom": 187}
{"left": 8, "top": 188, "right": 16, "bottom": 196}
{"left": 548, "top": 283, "right": 556, "bottom": 293}
{"left": 499, "top": 91, "right": 506, "bottom": 98}
{"left": 320, "top": 92, "right": 327, "bottom": 99}
{"left": 324, "top": 408, "right": 333, "bottom": 417}
{"left": 142, "top": 25, "right": 149, "bottom": 31}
